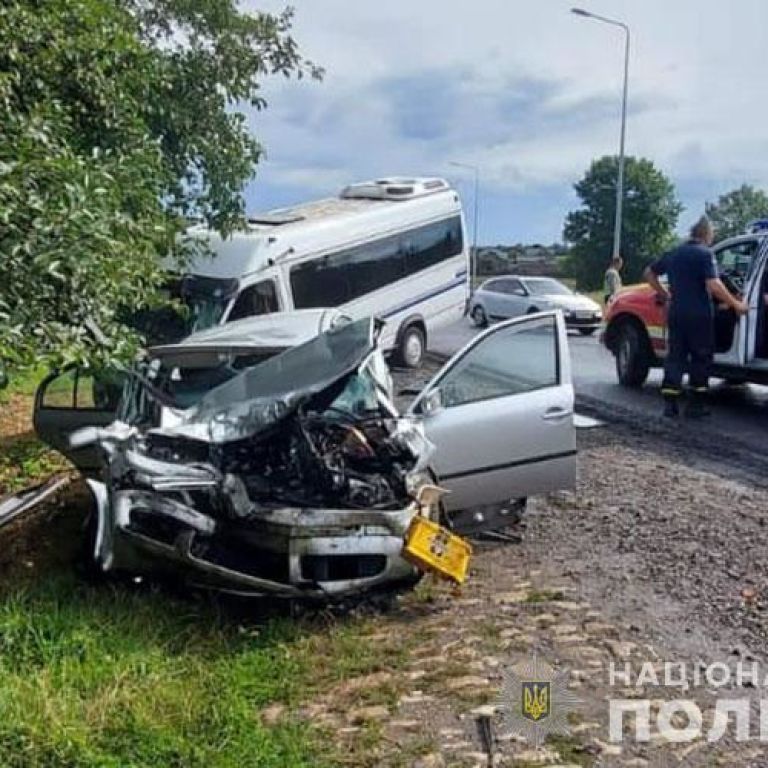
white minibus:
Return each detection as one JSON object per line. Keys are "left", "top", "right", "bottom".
{"left": 173, "top": 177, "right": 469, "bottom": 367}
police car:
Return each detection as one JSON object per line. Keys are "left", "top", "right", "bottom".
{"left": 602, "top": 222, "right": 768, "bottom": 387}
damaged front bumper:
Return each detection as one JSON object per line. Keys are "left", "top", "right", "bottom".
{"left": 92, "top": 481, "right": 422, "bottom": 598}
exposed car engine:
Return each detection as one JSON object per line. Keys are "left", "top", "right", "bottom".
{"left": 143, "top": 407, "right": 421, "bottom": 514}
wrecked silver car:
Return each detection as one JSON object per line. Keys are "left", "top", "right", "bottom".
{"left": 33, "top": 309, "right": 577, "bottom": 598}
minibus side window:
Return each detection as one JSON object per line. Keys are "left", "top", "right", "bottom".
{"left": 291, "top": 215, "right": 464, "bottom": 310}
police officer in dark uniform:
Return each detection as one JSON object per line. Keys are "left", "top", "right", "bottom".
{"left": 644, "top": 216, "right": 748, "bottom": 418}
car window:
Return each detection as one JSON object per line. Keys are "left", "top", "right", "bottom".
{"left": 436, "top": 316, "right": 558, "bottom": 408}
{"left": 504, "top": 278, "right": 525, "bottom": 295}
{"left": 715, "top": 240, "right": 758, "bottom": 279}
{"left": 482, "top": 279, "right": 501, "bottom": 293}
{"left": 227, "top": 279, "right": 280, "bottom": 321}
{"left": 41, "top": 369, "right": 78, "bottom": 408}
{"left": 525, "top": 278, "right": 572, "bottom": 296}
{"left": 41, "top": 369, "right": 123, "bottom": 411}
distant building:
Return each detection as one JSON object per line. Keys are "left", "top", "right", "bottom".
{"left": 475, "top": 247, "right": 512, "bottom": 274}
{"left": 474, "top": 244, "right": 564, "bottom": 276}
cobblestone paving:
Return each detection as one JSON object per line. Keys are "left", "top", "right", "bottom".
{"left": 279, "top": 397, "right": 768, "bottom": 767}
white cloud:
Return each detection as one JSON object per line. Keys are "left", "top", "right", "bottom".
{"left": 241, "top": 0, "right": 768, "bottom": 239}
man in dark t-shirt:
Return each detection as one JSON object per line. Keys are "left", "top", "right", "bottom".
{"left": 644, "top": 216, "right": 748, "bottom": 418}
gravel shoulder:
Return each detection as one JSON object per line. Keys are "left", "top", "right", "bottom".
{"left": 296, "top": 382, "right": 768, "bottom": 767}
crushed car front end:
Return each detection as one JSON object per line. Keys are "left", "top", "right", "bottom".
{"left": 82, "top": 317, "right": 439, "bottom": 598}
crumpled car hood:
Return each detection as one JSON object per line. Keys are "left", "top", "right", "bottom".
{"left": 159, "top": 317, "right": 385, "bottom": 443}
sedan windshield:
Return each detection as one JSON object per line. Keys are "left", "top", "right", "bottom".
{"left": 525, "top": 278, "right": 573, "bottom": 296}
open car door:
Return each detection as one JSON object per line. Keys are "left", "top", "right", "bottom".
{"left": 33, "top": 368, "right": 123, "bottom": 472}
{"left": 409, "top": 311, "right": 576, "bottom": 533}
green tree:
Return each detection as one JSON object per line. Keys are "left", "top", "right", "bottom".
{"left": 705, "top": 184, "right": 768, "bottom": 241}
{"left": 563, "top": 156, "right": 682, "bottom": 290}
{"left": 0, "top": 0, "right": 320, "bottom": 376}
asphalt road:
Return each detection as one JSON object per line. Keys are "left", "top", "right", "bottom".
{"left": 430, "top": 316, "right": 768, "bottom": 455}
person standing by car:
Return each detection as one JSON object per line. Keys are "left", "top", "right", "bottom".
{"left": 604, "top": 256, "right": 623, "bottom": 304}
{"left": 644, "top": 216, "right": 748, "bottom": 418}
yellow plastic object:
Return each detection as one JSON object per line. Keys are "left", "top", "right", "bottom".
{"left": 403, "top": 515, "right": 472, "bottom": 584}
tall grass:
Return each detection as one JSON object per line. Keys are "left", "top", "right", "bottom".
{"left": 0, "top": 575, "right": 333, "bottom": 767}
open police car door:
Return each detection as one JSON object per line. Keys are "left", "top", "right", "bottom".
{"left": 408, "top": 311, "right": 576, "bottom": 532}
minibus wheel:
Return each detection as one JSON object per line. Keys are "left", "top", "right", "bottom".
{"left": 396, "top": 324, "right": 426, "bottom": 368}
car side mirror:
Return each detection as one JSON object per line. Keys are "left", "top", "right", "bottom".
{"left": 420, "top": 388, "right": 443, "bottom": 416}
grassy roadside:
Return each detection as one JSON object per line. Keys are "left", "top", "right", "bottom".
{"left": 0, "top": 539, "right": 422, "bottom": 767}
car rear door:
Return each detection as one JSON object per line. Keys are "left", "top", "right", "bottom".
{"left": 408, "top": 311, "right": 576, "bottom": 526}
{"left": 33, "top": 367, "right": 123, "bottom": 471}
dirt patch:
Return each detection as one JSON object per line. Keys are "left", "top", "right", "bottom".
{"left": 0, "top": 392, "right": 34, "bottom": 440}
{"left": 0, "top": 477, "right": 89, "bottom": 584}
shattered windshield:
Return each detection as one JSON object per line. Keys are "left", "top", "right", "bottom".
{"left": 166, "top": 317, "right": 377, "bottom": 442}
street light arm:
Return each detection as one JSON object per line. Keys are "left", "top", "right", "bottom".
{"left": 571, "top": 7, "right": 629, "bottom": 33}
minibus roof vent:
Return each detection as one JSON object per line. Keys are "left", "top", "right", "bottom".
{"left": 340, "top": 177, "right": 450, "bottom": 201}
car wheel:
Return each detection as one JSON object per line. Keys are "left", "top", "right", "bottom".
{"left": 471, "top": 305, "right": 488, "bottom": 327}
{"left": 396, "top": 324, "right": 426, "bottom": 368}
{"left": 526, "top": 306, "right": 540, "bottom": 314}
{"left": 615, "top": 323, "right": 650, "bottom": 387}
{"left": 578, "top": 327, "right": 597, "bottom": 336}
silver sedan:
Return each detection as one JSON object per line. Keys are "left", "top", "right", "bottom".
{"left": 469, "top": 276, "right": 602, "bottom": 335}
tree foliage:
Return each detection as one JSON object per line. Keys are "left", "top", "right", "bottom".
{"left": 563, "top": 156, "right": 682, "bottom": 290}
{"left": 0, "top": 0, "right": 320, "bottom": 376}
{"left": 705, "top": 184, "right": 768, "bottom": 242}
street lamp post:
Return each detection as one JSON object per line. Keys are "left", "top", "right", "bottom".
{"left": 571, "top": 7, "right": 630, "bottom": 261}
{"left": 449, "top": 161, "right": 480, "bottom": 290}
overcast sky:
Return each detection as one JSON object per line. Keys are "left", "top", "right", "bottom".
{"left": 241, "top": 0, "right": 768, "bottom": 245}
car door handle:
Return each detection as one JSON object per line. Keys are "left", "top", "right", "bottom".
{"left": 541, "top": 407, "right": 573, "bottom": 422}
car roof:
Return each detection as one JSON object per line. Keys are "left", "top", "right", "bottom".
{"left": 149, "top": 309, "right": 346, "bottom": 357}
{"left": 480, "top": 275, "right": 561, "bottom": 287}
{"left": 714, "top": 232, "right": 767, "bottom": 249}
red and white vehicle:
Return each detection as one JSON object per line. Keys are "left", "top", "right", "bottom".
{"left": 602, "top": 232, "right": 768, "bottom": 387}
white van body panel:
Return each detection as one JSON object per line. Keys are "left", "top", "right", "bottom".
{"left": 177, "top": 178, "right": 470, "bottom": 355}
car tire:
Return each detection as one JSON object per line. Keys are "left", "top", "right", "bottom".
{"left": 615, "top": 322, "right": 651, "bottom": 387}
{"left": 395, "top": 324, "right": 426, "bottom": 369}
{"left": 471, "top": 305, "right": 488, "bottom": 327}
{"left": 578, "top": 328, "right": 597, "bottom": 336}
{"left": 526, "top": 306, "right": 540, "bottom": 314}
